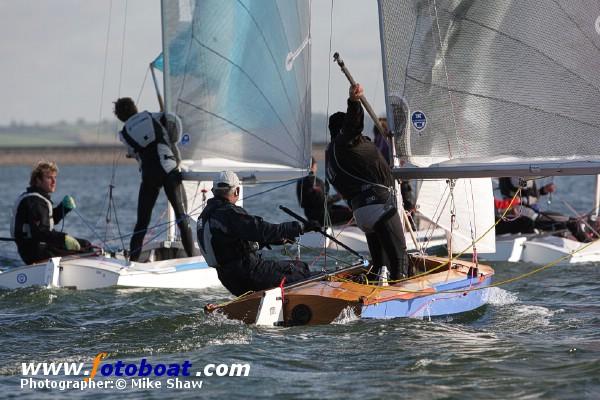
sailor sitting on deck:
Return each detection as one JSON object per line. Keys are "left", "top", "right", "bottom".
{"left": 197, "top": 171, "right": 320, "bottom": 296}
{"left": 296, "top": 156, "right": 352, "bottom": 227}
{"left": 326, "top": 83, "right": 410, "bottom": 281}
{"left": 11, "top": 161, "right": 91, "bottom": 265}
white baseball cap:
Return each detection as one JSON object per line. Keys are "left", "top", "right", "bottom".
{"left": 213, "top": 171, "right": 240, "bottom": 189}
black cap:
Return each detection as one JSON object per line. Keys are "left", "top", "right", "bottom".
{"left": 328, "top": 112, "right": 346, "bottom": 139}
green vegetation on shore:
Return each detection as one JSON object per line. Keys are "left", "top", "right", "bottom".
{"left": 1, "top": 112, "right": 375, "bottom": 147}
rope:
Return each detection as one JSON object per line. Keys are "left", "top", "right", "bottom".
{"left": 72, "top": 208, "right": 116, "bottom": 253}
{"left": 325, "top": 187, "right": 600, "bottom": 295}
{"left": 356, "top": 187, "right": 523, "bottom": 286}
{"left": 242, "top": 179, "right": 297, "bottom": 201}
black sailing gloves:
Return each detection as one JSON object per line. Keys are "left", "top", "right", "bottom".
{"left": 302, "top": 220, "right": 322, "bottom": 233}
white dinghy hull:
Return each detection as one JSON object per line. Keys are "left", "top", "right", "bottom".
{"left": 0, "top": 255, "right": 220, "bottom": 290}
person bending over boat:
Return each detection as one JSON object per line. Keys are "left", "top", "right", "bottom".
{"left": 496, "top": 177, "right": 592, "bottom": 241}
{"left": 113, "top": 97, "right": 196, "bottom": 262}
{"left": 326, "top": 83, "right": 410, "bottom": 281}
{"left": 296, "top": 156, "right": 352, "bottom": 227}
{"left": 198, "top": 171, "right": 320, "bottom": 296}
{"left": 11, "top": 161, "right": 91, "bottom": 265}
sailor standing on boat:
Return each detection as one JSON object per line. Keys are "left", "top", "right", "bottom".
{"left": 11, "top": 161, "right": 91, "bottom": 264}
{"left": 113, "top": 97, "right": 196, "bottom": 261}
{"left": 326, "top": 83, "right": 410, "bottom": 280}
{"left": 197, "top": 171, "right": 319, "bottom": 296}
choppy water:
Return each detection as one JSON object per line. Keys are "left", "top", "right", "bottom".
{"left": 0, "top": 165, "right": 599, "bottom": 399}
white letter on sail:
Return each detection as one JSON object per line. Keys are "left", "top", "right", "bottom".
{"left": 285, "top": 36, "right": 310, "bottom": 71}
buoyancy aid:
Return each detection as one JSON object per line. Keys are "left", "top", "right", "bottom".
{"left": 197, "top": 198, "right": 256, "bottom": 268}
{"left": 11, "top": 192, "right": 53, "bottom": 239}
{"left": 119, "top": 111, "right": 178, "bottom": 176}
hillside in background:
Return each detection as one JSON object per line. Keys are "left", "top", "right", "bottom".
{"left": 0, "top": 119, "right": 119, "bottom": 147}
{"left": 0, "top": 113, "right": 376, "bottom": 147}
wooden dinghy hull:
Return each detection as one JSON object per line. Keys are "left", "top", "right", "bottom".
{"left": 205, "top": 255, "right": 494, "bottom": 326}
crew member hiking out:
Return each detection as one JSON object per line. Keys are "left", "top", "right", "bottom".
{"left": 113, "top": 97, "right": 196, "bottom": 261}
{"left": 197, "top": 171, "right": 320, "bottom": 296}
{"left": 326, "top": 83, "right": 410, "bottom": 281}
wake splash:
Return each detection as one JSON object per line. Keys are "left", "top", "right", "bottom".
{"left": 332, "top": 307, "right": 360, "bottom": 325}
{"left": 486, "top": 287, "right": 518, "bottom": 306}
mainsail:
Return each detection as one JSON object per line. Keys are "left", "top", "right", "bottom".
{"left": 378, "top": 0, "right": 600, "bottom": 179}
{"left": 160, "top": 0, "right": 311, "bottom": 181}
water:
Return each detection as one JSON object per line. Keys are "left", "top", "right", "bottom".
{"left": 1, "top": 165, "right": 599, "bottom": 399}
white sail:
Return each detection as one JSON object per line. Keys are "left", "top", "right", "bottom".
{"left": 416, "top": 178, "right": 495, "bottom": 254}
{"left": 377, "top": 0, "right": 600, "bottom": 179}
{"left": 161, "top": 0, "right": 311, "bottom": 181}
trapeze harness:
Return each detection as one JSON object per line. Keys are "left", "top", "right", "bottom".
{"left": 119, "top": 111, "right": 178, "bottom": 176}
{"left": 327, "top": 141, "right": 396, "bottom": 233}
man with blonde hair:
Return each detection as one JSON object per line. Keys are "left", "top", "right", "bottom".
{"left": 11, "top": 161, "right": 90, "bottom": 264}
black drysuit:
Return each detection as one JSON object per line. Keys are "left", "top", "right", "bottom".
{"left": 296, "top": 172, "right": 352, "bottom": 226}
{"left": 198, "top": 197, "right": 311, "bottom": 296}
{"left": 119, "top": 111, "right": 195, "bottom": 261}
{"left": 12, "top": 187, "right": 90, "bottom": 264}
{"left": 497, "top": 177, "right": 586, "bottom": 240}
{"left": 326, "top": 99, "right": 410, "bottom": 279}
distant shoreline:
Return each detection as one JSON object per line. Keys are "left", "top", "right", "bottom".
{"left": 0, "top": 145, "right": 134, "bottom": 166}
{"left": 0, "top": 144, "right": 328, "bottom": 166}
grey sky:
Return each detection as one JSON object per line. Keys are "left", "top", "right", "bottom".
{"left": 0, "top": 0, "right": 384, "bottom": 126}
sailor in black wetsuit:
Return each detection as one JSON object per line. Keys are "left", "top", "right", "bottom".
{"left": 296, "top": 157, "right": 352, "bottom": 226}
{"left": 197, "top": 171, "right": 319, "bottom": 296}
{"left": 326, "top": 83, "right": 410, "bottom": 280}
{"left": 496, "top": 177, "right": 590, "bottom": 241}
{"left": 113, "top": 97, "right": 195, "bottom": 261}
{"left": 11, "top": 161, "right": 91, "bottom": 264}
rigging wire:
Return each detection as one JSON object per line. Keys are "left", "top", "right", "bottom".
{"left": 136, "top": 65, "right": 151, "bottom": 105}
{"left": 117, "top": 0, "right": 129, "bottom": 97}
{"left": 95, "top": 0, "right": 114, "bottom": 145}
{"left": 321, "top": 0, "right": 337, "bottom": 268}
{"left": 430, "top": 0, "right": 460, "bottom": 159}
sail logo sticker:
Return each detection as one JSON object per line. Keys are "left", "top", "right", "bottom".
{"left": 596, "top": 16, "right": 600, "bottom": 35}
{"left": 181, "top": 134, "right": 190, "bottom": 146}
{"left": 17, "top": 273, "right": 27, "bottom": 284}
{"left": 411, "top": 111, "right": 427, "bottom": 131}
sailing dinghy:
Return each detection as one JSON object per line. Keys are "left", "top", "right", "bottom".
{"left": 206, "top": 254, "right": 493, "bottom": 326}
{"left": 204, "top": 0, "right": 497, "bottom": 325}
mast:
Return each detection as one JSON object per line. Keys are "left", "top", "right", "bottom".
{"left": 159, "top": 0, "right": 176, "bottom": 242}
{"left": 594, "top": 175, "right": 600, "bottom": 217}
